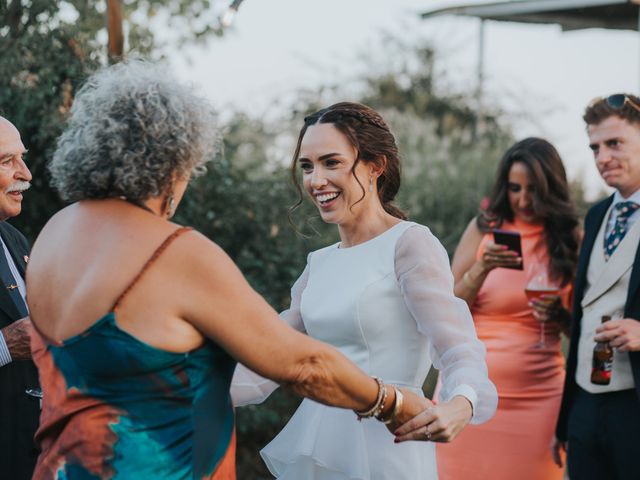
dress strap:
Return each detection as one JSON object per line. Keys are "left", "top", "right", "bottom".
{"left": 112, "top": 226, "right": 193, "bottom": 311}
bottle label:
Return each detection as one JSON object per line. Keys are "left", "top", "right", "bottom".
{"left": 591, "top": 358, "right": 613, "bottom": 385}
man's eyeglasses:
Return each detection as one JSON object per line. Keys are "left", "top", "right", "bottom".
{"left": 589, "top": 94, "right": 640, "bottom": 113}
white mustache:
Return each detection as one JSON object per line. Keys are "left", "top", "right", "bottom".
{"left": 6, "top": 181, "right": 30, "bottom": 193}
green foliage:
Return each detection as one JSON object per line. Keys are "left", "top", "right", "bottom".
{"left": 384, "top": 108, "right": 511, "bottom": 253}
{"left": 236, "top": 390, "right": 301, "bottom": 479}
{"left": 0, "top": 0, "right": 228, "bottom": 239}
{"left": 0, "top": 2, "right": 100, "bottom": 239}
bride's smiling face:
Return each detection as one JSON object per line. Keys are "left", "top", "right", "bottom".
{"left": 298, "top": 123, "right": 375, "bottom": 226}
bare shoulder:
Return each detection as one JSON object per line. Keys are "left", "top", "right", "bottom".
{"left": 30, "top": 204, "right": 74, "bottom": 247}
{"left": 165, "top": 228, "right": 246, "bottom": 287}
{"left": 166, "top": 228, "right": 276, "bottom": 349}
{"left": 27, "top": 205, "right": 77, "bottom": 274}
{"left": 169, "top": 228, "right": 234, "bottom": 266}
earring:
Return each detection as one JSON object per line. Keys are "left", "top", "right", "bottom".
{"left": 163, "top": 189, "right": 176, "bottom": 219}
{"left": 369, "top": 176, "right": 374, "bottom": 192}
{"left": 164, "top": 178, "right": 177, "bottom": 218}
{"left": 167, "top": 194, "right": 175, "bottom": 218}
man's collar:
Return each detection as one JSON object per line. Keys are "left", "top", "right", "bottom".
{"left": 613, "top": 188, "right": 640, "bottom": 205}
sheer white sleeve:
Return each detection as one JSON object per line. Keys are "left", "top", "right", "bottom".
{"left": 395, "top": 225, "right": 497, "bottom": 424}
{"left": 230, "top": 260, "right": 310, "bottom": 407}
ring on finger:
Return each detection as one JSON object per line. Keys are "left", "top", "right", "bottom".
{"left": 425, "top": 429, "right": 432, "bottom": 440}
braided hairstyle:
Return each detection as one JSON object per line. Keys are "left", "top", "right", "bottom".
{"left": 289, "top": 102, "right": 407, "bottom": 221}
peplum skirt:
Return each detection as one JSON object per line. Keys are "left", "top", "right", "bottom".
{"left": 261, "top": 397, "right": 437, "bottom": 480}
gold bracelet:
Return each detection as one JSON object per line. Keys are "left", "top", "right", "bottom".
{"left": 462, "top": 271, "right": 479, "bottom": 290}
{"left": 382, "top": 386, "right": 404, "bottom": 424}
{"left": 392, "top": 387, "right": 404, "bottom": 421}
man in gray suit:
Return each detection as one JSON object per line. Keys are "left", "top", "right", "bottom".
{"left": 0, "top": 115, "right": 38, "bottom": 480}
{"left": 554, "top": 94, "right": 640, "bottom": 480}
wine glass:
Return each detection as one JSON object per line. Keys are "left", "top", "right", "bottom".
{"left": 524, "top": 262, "right": 560, "bottom": 349}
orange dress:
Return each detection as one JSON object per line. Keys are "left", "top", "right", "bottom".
{"left": 437, "top": 219, "right": 569, "bottom": 480}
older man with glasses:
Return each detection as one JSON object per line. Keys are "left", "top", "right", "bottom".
{"left": 553, "top": 94, "right": 640, "bottom": 480}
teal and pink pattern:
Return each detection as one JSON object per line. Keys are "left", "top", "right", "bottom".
{"left": 31, "top": 312, "right": 237, "bottom": 479}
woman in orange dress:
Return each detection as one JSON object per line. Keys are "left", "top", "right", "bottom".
{"left": 436, "top": 138, "right": 581, "bottom": 480}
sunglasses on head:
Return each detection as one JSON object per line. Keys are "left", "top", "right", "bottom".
{"left": 589, "top": 94, "right": 640, "bottom": 113}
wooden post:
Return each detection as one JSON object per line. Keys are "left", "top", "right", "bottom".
{"left": 106, "top": 0, "right": 124, "bottom": 63}
{"left": 477, "top": 19, "right": 485, "bottom": 123}
{"left": 473, "top": 18, "right": 486, "bottom": 141}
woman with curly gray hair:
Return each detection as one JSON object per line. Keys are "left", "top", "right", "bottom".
{"left": 25, "top": 62, "right": 428, "bottom": 480}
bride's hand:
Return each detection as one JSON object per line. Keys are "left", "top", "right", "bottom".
{"left": 393, "top": 395, "right": 472, "bottom": 443}
{"left": 384, "top": 389, "right": 433, "bottom": 433}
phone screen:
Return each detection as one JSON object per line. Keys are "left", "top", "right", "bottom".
{"left": 492, "top": 230, "right": 523, "bottom": 270}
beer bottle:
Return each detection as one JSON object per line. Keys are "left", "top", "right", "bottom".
{"left": 591, "top": 315, "right": 613, "bottom": 385}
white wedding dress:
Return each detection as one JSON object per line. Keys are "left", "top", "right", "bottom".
{"left": 232, "top": 221, "right": 497, "bottom": 480}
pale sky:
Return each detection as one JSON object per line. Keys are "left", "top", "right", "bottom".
{"left": 170, "top": 0, "right": 640, "bottom": 199}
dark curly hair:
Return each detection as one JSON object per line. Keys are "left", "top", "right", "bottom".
{"left": 478, "top": 137, "right": 580, "bottom": 286}
{"left": 289, "top": 102, "right": 407, "bottom": 221}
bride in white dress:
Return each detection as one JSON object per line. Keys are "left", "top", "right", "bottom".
{"left": 232, "top": 102, "right": 498, "bottom": 479}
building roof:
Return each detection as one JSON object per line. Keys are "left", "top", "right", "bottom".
{"left": 421, "top": 0, "right": 640, "bottom": 31}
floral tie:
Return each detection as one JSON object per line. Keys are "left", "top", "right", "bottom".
{"left": 604, "top": 201, "right": 640, "bottom": 261}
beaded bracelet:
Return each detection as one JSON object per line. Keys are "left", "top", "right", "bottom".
{"left": 355, "top": 376, "right": 386, "bottom": 421}
{"left": 373, "top": 382, "right": 389, "bottom": 421}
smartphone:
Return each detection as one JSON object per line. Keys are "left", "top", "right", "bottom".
{"left": 492, "top": 230, "right": 523, "bottom": 270}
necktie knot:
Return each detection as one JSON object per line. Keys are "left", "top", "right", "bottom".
{"left": 614, "top": 201, "right": 640, "bottom": 221}
{"left": 604, "top": 201, "right": 640, "bottom": 260}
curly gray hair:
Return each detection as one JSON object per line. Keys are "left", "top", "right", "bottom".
{"left": 49, "top": 60, "right": 220, "bottom": 203}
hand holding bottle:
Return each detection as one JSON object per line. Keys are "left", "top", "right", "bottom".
{"left": 594, "top": 316, "right": 640, "bottom": 352}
